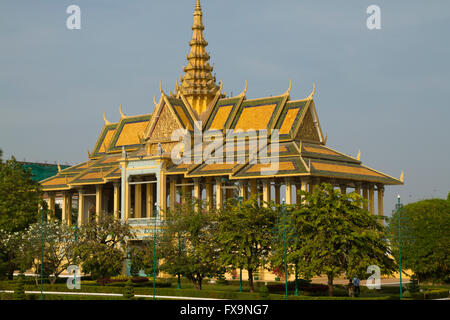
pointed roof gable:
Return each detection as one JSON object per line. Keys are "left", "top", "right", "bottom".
{"left": 228, "top": 95, "right": 288, "bottom": 137}
{"left": 107, "top": 114, "right": 151, "bottom": 152}
{"left": 91, "top": 123, "right": 118, "bottom": 158}
{"left": 145, "top": 96, "right": 186, "bottom": 143}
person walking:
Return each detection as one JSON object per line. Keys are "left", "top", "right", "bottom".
{"left": 348, "top": 279, "right": 355, "bottom": 297}
{"left": 353, "top": 277, "right": 360, "bottom": 297}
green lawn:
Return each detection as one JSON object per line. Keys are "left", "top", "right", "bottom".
{"left": 0, "top": 277, "right": 446, "bottom": 300}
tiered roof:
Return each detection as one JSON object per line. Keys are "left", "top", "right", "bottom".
{"left": 41, "top": 108, "right": 151, "bottom": 191}
{"left": 40, "top": 0, "right": 402, "bottom": 192}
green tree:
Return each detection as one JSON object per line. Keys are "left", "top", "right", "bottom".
{"left": 0, "top": 152, "right": 42, "bottom": 233}
{"left": 161, "top": 195, "right": 224, "bottom": 290}
{"left": 0, "top": 230, "right": 33, "bottom": 280}
{"left": 269, "top": 202, "right": 311, "bottom": 291}
{"left": 0, "top": 150, "right": 44, "bottom": 279}
{"left": 76, "top": 215, "right": 133, "bottom": 285}
{"left": 388, "top": 197, "right": 450, "bottom": 283}
{"left": 78, "top": 243, "right": 124, "bottom": 285}
{"left": 217, "top": 196, "right": 277, "bottom": 292}
{"left": 294, "top": 183, "right": 397, "bottom": 296}
{"left": 129, "top": 240, "right": 160, "bottom": 277}
{"left": 23, "top": 220, "right": 78, "bottom": 284}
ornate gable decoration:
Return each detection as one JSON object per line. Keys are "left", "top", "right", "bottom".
{"left": 297, "top": 108, "right": 320, "bottom": 142}
{"left": 148, "top": 103, "right": 184, "bottom": 143}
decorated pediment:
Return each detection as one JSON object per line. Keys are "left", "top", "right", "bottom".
{"left": 147, "top": 103, "right": 185, "bottom": 143}
{"left": 296, "top": 102, "right": 323, "bottom": 143}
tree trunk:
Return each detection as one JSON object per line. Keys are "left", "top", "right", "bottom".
{"left": 248, "top": 268, "right": 254, "bottom": 292}
{"left": 7, "top": 264, "right": 14, "bottom": 280}
{"left": 327, "top": 274, "right": 334, "bottom": 297}
{"left": 192, "top": 275, "right": 202, "bottom": 290}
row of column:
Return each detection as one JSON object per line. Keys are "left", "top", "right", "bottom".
{"left": 163, "top": 177, "right": 385, "bottom": 217}
{"left": 45, "top": 182, "right": 121, "bottom": 226}
{"left": 45, "top": 178, "right": 385, "bottom": 225}
{"left": 123, "top": 181, "right": 156, "bottom": 220}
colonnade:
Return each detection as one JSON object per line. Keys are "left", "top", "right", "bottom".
{"left": 161, "top": 176, "right": 385, "bottom": 216}
{"left": 44, "top": 177, "right": 385, "bottom": 227}
{"left": 44, "top": 182, "right": 121, "bottom": 226}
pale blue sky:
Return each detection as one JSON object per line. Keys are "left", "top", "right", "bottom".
{"left": 1, "top": 0, "right": 449, "bottom": 214}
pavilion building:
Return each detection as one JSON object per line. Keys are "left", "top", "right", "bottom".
{"left": 41, "top": 0, "right": 403, "bottom": 244}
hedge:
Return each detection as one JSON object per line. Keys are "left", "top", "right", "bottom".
{"left": 410, "top": 289, "right": 449, "bottom": 300}
{"left": 0, "top": 280, "right": 414, "bottom": 300}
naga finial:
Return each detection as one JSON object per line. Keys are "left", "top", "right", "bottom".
{"left": 308, "top": 82, "right": 316, "bottom": 99}
{"left": 103, "top": 111, "right": 111, "bottom": 125}
{"left": 284, "top": 80, "right": 292, "bottom": 96}
{"left": 357, "top": 149, "right": 361, "bottom": 161}
{"left": 160, "top": 80, "right": 165, "bottom": 96}
{"left": 237, "top": 80, "right": 248, "bottom": 98}
{"left": 119, "top": 104, "right": 125, "bottom": 118}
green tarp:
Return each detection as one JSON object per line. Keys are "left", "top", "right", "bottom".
{"left": 20, "top": 163, "right": 70, "bottom": 182}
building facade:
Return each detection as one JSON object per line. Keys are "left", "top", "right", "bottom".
{"left": 40, "top": 0, "right": 403, "bottom": 242}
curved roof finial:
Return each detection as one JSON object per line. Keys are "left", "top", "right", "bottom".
{"left": 153, "top": 95, "right": 158, "bottom": 107}
{"left": 160, "top": 80, "right": 165, "bottom": 96}
{"left": 237, "top": 80, "right": 248, "bottom": 98}
{"left": 119, "top": 104, "right": 125, "bottom": 118}
{"left": 87, "top": 148, "right": 92, "bottom": 158}
{"left": 400, "top": 171, "right": 404, "bottom": 183}
{"left": 284, "top": 80, "right": 292, "bottom": 96}
{"left": 103, "top": 111, "right": 111, "bottom": 125}
{"left": 57, "top": 163, "right": 61, "bottom": 174}
{"left": 357, "top": 149, "right": 361, "bottom": 161}
{"left": 308, "top": 82, "right": 316, "bottom": 99}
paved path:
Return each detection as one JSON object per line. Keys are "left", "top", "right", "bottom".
{"left": 0, "top": 290, "right": 224, "bottom": 300}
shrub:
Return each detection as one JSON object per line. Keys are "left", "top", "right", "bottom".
{"left": 13, "top": 274, "right": 25, "bottom": 300}
{"left": 259, "top": 285, "right": 270, "bottom": 299}
{"left": 105, "top": 280, "right": 171, "bottom": 288}
{"left": 403, "top": 290, "right": 412, "bottom": 298}
{"left": 332, "top": 287, "right": 348, "bottom": 297}
{"left": 216, "top": 275, "right": 228, "bottom": 286}
{"left": 123, "top": 280, "right": 134, "bottom": 300}
{"left": 266, "top": 280, "right": 319, "bottom": 293}
{"left": 381, "top": 286, "right": 406, "bottom": 294}
{"left": 410, "top": 289, "right": 449, "bottom": 300}
{"left": 131, "top": 276, "right": 150, "bottom": 283}
{"left": 407, "top": 275, "right": 420, "bottom": 293}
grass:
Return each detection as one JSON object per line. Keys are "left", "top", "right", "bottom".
{"left": 0, "top": 277, "right": 441, "bottom": 301}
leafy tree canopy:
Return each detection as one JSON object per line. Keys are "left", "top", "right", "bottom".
{"left": 388, "top": 197, "right": 450, "bottom": 283}
{"left": 0, "top": 151, "right": 42, "bottom": 233}
{"left": 217, "top": 196, "right": 277, "bottom": 292}
{"left": 293, "top": 183, "right": 397, "bottom": 296}
{"left": 160, "top": 195, "right": 224, "bottom": 290}
{"left": 75, "top": 215, "right": 133, "bottom": 285}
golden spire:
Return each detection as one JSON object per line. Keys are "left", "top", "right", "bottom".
{"left": 176, "top": 0, "right": 220, "bottom": 116}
